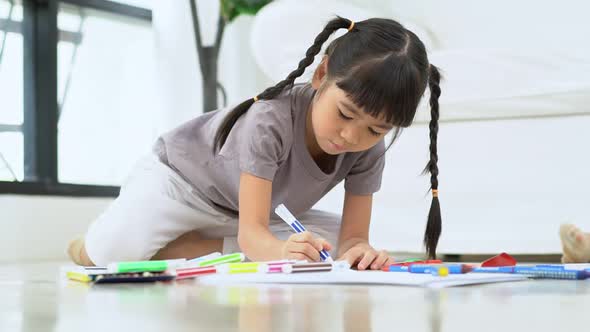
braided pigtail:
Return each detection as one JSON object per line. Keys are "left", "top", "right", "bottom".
{"left": 213, "top": 17, "right": 354, "bottom": 153}
{"left": 423, "top": 64, "right": 442, "bottom": 259}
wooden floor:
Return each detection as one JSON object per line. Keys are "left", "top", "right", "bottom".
{"left": 1, "top": 262, "right": 589, "bottom": 332}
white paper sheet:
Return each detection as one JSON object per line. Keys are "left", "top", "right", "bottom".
{"left": 197, "top": 271, "right": 528, "bottom": 289}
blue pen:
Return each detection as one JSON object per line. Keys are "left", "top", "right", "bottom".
{"left": 471, "top": 266, "right": 516, "bottom": 273}
{"left": 387, "top": 266, "right": 409, "bottom": 272}
{"left": 534, "top": 264, "right": 565, "bottom": 270}
{"left": 515, "top": 267, "right": 588, "bottom": 280}
{"left": 387, "top": 264, "right": 470, "bottom": 274}
{"left": 275, "top": 204, "right": 334, "bottom": 263}
{"left": 409, "top": 264, "right": 472, "bottom": 274}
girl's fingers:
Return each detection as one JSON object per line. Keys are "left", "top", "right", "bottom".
{"left": 290, "top": 232, "right": 332, "bottom": 252}
{"left": 357, "top": 251, "right": 377, "bottom": 270}
{"left": 314, "top": 238, "right": 332, "bottom": 251}
{"left": 371, "top": 251, "right": 390, "bottom": 270}
{"left": 383, "top": 255, "right": 395, "bottom": 267}
{"left": 338, "top": 248, "right": 363, "bottom": 266}
{"left": 287, "top": 252, "right": 313, "bottom": 262}
{"left": 290, "top": 242, "right": 321, "bottom": 262}
{"left": 290, "top": 232, "right": 314, "bottom": 243}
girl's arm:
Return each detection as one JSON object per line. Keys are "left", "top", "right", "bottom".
{"left": 337, "top": 192, "right": 392, "bottom": 270}
{"left": 237, "top": 172, "right": 330, "bottom": 261}
{"left": 237, "top": 172, "right": 284, "bottom": 261}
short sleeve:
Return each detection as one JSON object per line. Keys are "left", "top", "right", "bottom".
{"left": 344, "top": 139, "right": 386, "bottom": 195}
{"left": 237, "top": 101, "right": 293, "bottom": 181}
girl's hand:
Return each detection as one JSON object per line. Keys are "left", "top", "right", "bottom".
{"left": 339, "top": 243, "right": 393, "bottom": 270}
{"left": 281, "top": 232, "right": 332, "bottom": 262}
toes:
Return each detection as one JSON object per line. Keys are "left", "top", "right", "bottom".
{"left": 561, "top": 254, "right": 573, "bottom": 263}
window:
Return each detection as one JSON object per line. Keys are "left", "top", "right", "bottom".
{"left": 57, "top": 3, "right": 158, "bottom": 186}
{"left": 0, "top": 0, "right": 154, "bottom": 196}
{"left": 0, "top": 0, "right": 23, "bottom": 182}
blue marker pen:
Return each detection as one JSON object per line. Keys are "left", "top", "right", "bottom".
{"left": 515, "top": 267, "right": 588, "bottom": 280}
{"left": 409, "top": 264, "right": 472, "bottom": 274}
{"left": 275, "top": 204, "right": 333, "bottom": 263}
{"left": 471, "top": 266, "right": 516, "bottom": 273}
{"left": 534, "top": 264, "right": 565, "bottom": 270}
{"left": 387, "top": 266, "right": 410, "bottom": 272}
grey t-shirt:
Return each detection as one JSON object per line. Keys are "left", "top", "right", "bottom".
{"left": 154, "top": 84, "right": 385, "bottom": 218}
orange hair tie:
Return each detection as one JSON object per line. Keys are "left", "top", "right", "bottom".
{"left": 432, "top": 189, "right": 439, "bottom": 198}
{"left": 348, "top": 21, "right": 355, "bottom": 32}
{"left": 253, "top": 96, "right": 259, "bottom": 102}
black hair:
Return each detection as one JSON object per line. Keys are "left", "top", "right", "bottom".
{"left": 213, "top": 16, "right": 442, "bottom": 259}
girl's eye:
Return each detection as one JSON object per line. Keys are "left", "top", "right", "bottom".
{"left": 368, "top": 128, "right": 382, "bottom": 136}
{"left": 338, "top": 110, "right": 353, "bottom": 120}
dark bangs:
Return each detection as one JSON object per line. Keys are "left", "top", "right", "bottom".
{"left": 335, "top": 54, "right": 427, "bottom": 128}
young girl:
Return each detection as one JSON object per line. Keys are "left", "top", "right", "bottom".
{"left": 68, "top": 17, "right": 443, "bottom": 270}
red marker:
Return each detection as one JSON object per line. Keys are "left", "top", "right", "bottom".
{"left": 176, "top": 266, "right": 217, "bottom": 279}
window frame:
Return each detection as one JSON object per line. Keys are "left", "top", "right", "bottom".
{"left": 0, "top": 0, "right": 152, "bottom": 197}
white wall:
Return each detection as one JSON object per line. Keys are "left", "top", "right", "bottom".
{"left": 316, "top": 115, "right": 590, "bottom": 254}
{"left": 0, "top": 195, "right": 112, "bottom": 262}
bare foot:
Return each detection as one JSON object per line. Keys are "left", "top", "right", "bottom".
{"left": 67, "top": 236, "right": 95, "bottom": 266}
{"left": 559, "top": 224, "right": 590, "bottom": 263}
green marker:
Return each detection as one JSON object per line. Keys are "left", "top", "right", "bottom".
{"left": 403, "top": 258, "right": 424, "bottom": 263}
{"left": 198, "top": 252, "right": 245, "bottom": 267}
{"left": 107, "top": 259, "right": 185, "bottom": 274}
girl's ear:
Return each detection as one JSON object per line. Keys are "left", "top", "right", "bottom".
{"left": 311, "top": 56, "right": 329, "bottom": 89}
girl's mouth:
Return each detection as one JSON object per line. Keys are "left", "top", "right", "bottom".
{"left": 330, "top": 140, "right": 345, "bottom": 151}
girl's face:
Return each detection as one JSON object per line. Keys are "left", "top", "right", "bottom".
{"left": 309, "top": 81, "right": 394, "bottom": 155}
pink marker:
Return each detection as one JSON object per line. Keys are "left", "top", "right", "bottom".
{"left": 265, "top": 260, "right": 301, "bottom": 273}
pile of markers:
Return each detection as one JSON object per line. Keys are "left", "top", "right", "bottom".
{"left": 381, "top": 259, "right": 590, "bottom": 280}
{"left": 66, "top": 252, "right": 348, "bottom": 284}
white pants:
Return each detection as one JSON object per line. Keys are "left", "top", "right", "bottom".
{"left": 85, "top": 154, "right": 342, "bottom": 266}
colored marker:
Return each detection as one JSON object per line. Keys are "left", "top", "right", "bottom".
{"left": 471, "top": 266, "right": 516, "bottom": 273}
{"left": 82, "top": 267, "right": 109, "bottom": 275}
{"left": 385, "top": 265, "right": 409, "bottom": 272}
{"left": 514, "top": 267, "right": 588, "bottom": 280}
{"left": 93, "top": 271, "right": 176, "bottom": 284}
{"left": 389, "top": 259, "right": 443, "bottom": 267}
{"left": 66, "top": 271, "right": 92, "bottom": 283}
{"left": 107, "top": 260, "right": 170, "bottom": 274}
{"left": 385, "top": 265, "right": 445, "bottom": 276}
{"left": 275, "top": 204, "right": 333, "bottom": 263}
{"left": 187, "top": 252, "right": 222, "bottom": 264}
{"left": 176, "top": 266, "right": 217, "bottom": 280}
{"left": 217, "top": 262, "right": 268, "bottom": 274}
{"left": 385, "top": 264, "right": 472, "bottom": 274}
{"left": 197, "top": 253, "right": 245, "bottom": 267}
{"left": 265, "top": 260, "right": 300, "bottom": 273}
{"left": 534, "top": 264, "right": 565, "bottom": 270}
{"left": 282, "top": 262, "right": 333, "bottom": 273}
{"left": 412, "top": 264, "right": 472, "bottom": 274}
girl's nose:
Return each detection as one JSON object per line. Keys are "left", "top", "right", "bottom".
{"left": 340, "top": 126, "right": 359, "bottom": 145}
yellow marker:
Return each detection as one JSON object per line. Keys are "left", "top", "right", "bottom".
{"left": 217, "top": 262, "right": 268, "bottom": 274}
{"left": 66, "top": 271, "right": 92, "bottom": 283}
